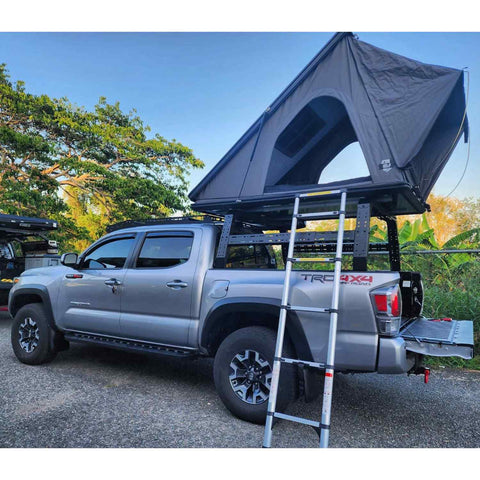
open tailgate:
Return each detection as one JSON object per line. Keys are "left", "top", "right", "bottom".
{"left": 401, "top": 318, "right": 474, "bottom": 360}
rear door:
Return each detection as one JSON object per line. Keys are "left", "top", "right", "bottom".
{"left": 119, "top": 229, "right": 200, "bottom": 346}
{"left": 56, "top": 234, "right": 137, "bottom": 336}
{"left": 401, "top": 317, "right": 474, "bottom": 360}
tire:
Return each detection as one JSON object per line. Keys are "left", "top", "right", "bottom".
{"left": 213, "top": 326, "right": 297, "bottom": 424}
{"left": 11, "top": 303, "right": 58, "bottom": 365}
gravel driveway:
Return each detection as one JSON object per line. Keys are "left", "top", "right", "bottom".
{"left": 1, "top": 313, "right": 479, "bottom": 448}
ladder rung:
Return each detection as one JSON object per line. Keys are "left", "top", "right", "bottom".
{"left": 289, "top": 257, "right": 335, "bottom": 263}
{"left": 279, "top": 357, "right": 326, "bottom": 369}
{"left": 295, "top": 211, "right": 341, "bottom": 220}
{"left": 287, "top": 305, "right": 331, "bottom": 313}
{"left": 299, "top": 189, "right": 343, "bottom": 198}
{"left": 272, "top": 412, "right": 320, "bottom": 428}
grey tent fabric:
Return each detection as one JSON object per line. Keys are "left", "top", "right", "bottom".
{"left": 189, "top": 33, "right": 467, "bottom": 210}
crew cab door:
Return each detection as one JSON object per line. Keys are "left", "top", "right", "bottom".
{"left": 56, "top": 234, "right": 137, "bottom": 335}
{"left": 119, "top": 229, "right": 200, "bottom": 347}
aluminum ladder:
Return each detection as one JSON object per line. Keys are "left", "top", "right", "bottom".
{"left": 263, "top": 189, "right": 347, "bottom": 448}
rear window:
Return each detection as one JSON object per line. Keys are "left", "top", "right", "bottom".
{"left": 225, "top": 245, "right": 276, "bottom": 269}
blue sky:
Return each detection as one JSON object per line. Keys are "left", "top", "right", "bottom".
{"left": 0, "top": 32, "right": 478, "bottom": 198}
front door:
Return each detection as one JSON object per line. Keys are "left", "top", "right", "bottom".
{"left": 56, "top": 235, "right": 136, "bottom": 336}
{"left": 120, "top": 230, "right": 200, "bottom": 346}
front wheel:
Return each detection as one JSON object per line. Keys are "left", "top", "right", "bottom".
{"left": 213, "top": 326, "right": 297, "bottom": 424}
{"left": 11, "top": 303, "right": 59, "bottom": 365}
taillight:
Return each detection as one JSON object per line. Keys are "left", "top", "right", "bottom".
{"left": 391, "top": 290, "right": 400, "bottom": 317}
{"left": 374, "top": 294, "right": 388, "bottom": 312}
{"left": 371, "top": 285, "right": 402, "bottom": 335}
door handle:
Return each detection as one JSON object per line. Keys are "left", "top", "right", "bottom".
{"left": 104, "top": 278, "right": 123, "bottom": 286}
{"left": 166, "top": 280, "right": 188, "bottom": 289}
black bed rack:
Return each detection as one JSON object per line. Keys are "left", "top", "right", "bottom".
{"left": 213, "top": 202, "right": 401, "bottom": 271}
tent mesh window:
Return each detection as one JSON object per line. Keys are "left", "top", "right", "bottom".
{"left": 265, "top": 96, "right": 370, "bottom": 191}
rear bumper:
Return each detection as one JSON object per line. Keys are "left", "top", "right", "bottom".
{"left": 377, "top": 337, "right": 413, "bottom": 373}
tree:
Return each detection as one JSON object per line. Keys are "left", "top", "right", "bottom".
{"left": 0, "top": 64, "right": 203, "bottom": 250}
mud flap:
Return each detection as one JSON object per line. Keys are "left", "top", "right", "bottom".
{"left": 302, "top": 366, "right": 323, "bottom": 403}
{"left": 401, "top": 318, "right": 474, "bottom": 360}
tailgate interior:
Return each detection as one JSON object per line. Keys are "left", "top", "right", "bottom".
{"left": 401, "top": 318, "right": 474, "bottom": 360}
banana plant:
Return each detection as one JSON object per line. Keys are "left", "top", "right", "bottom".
{"left": 370, "top": 217, "right": 480, "bottom": 288}
{"left": 370, "top": 214, "right": 438, "bottom": 248}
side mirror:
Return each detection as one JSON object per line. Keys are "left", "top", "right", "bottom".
{"left": 61, "top": 252, "right": 78, "bottom": 267}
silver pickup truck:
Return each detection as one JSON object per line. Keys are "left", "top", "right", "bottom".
{"left": 8, "top": 219, "right": 474, "bottom": 424}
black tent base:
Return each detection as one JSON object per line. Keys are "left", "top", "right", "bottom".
{"left": 192, "top": 183, "right": 428, "bottom": 228}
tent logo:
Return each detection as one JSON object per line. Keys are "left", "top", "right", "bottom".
{"left": 380, "top": 159, "right": 392, "bottom": 172}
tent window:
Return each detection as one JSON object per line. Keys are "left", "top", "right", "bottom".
{"left": 275, "top": 105, "right": 326, "bottom": 157}
{"left": 265, "top": 96, "right": 370, "bottom": 190}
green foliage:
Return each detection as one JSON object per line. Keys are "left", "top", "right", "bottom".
{"left": 0, "top": 64, "right": 203, "bottom": 250}
{"left": 370, "top": 213, "right": 439, "bottom": 249}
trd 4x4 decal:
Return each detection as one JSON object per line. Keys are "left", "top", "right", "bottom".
{"left": 341, "top": 274, "right": 373, "bottom": 285}
{"left": 301, "top": 274, "right": 373, "bottom": 285}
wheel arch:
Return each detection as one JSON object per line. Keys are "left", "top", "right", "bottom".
{"left": 9, "top": 286, "right": 57, "bottom": 331}
{"left": 200, "top": 297, "right": 313, "bottom": 361}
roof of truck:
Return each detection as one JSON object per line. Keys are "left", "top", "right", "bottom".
{"left": 106, "top": 215, "right": 223, "bottom": 234}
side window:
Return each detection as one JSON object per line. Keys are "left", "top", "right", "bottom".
{"left": 136, "top": 234, "right": 193, "bottom": 268}
{"left": 81, "top": 237, "right": 135, "bottom": 269}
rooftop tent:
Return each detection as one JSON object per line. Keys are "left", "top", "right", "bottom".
{"left": 189, "top": 32, "right": 468, "bottom": 218}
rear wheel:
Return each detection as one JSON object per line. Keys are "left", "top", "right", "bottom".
{"left": 213, "top": 326, "right": 297, "bottom": 424}
{"left": 11, "top": 303, "right": 58, "bottom": 365}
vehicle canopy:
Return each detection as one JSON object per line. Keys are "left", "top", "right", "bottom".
{"left": 189, "top": 32, "right": 468, "bottom": 220}
{"left": 0, "top": 214, "right": 58, "bottom": 241}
